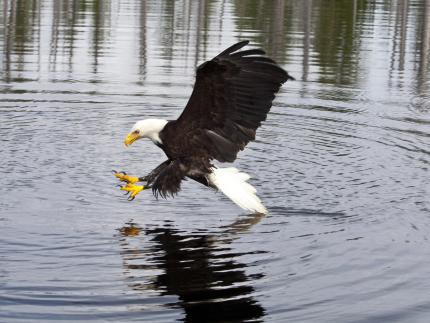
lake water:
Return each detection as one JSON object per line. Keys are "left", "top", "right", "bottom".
{"left": 1, "top": 0, "right": 430, "bottom": 322}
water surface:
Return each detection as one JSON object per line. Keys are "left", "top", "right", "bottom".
{"left": 1, "top": 0, "right": 430, "bottom": 322}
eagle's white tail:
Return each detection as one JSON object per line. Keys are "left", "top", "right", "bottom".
{"left": 208, "top": 167, "right": 267, "bottom": 214}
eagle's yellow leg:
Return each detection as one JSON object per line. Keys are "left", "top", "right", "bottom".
{"left": 113, "top": 171, "right": 139, "bottom": 184}
{"left": 120, "top": 183, "right": 144, "bottom": 201}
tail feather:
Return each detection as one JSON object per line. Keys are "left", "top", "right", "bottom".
{"left": 208, "top": 167, "right": 267, "bottom": 214}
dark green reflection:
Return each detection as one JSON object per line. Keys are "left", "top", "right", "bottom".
{"left": 2, "top": 0, "right": 430, "bottom": 88}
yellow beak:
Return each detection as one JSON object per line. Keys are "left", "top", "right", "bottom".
{"left": 124, "top": 132, "right": 139, "bottom": 147}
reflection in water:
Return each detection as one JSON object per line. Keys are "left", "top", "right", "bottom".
{"left": 2, "top": 0, "right": 429, "bottom": 117}
{"left": 138, "top": 0, "right": 147, "bottom": 80}
{"left": 118, "top": 214, "right": 266, "bottom": 322}
{"left": 2, "top": 0, "right": 430, "bottom": 88}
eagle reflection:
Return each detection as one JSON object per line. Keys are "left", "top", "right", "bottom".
{"left": 118, "top": 214, "right": 266, "bottom": 322}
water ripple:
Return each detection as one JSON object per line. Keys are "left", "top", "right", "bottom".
{"left": 2, "top": 0, "right": 430, "bottom": 322}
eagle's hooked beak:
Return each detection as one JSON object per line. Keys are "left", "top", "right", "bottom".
{"left": 124, "top": 132, "right": 139, "bottom": 147}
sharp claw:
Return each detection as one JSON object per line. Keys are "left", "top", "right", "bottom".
{"left": 114, "top": 172, "right": 139, "bottom": 184}
{"left": 118, "top": 183, "right": 143, "bottom": 200}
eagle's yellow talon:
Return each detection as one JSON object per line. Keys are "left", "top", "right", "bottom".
{"left": 120, "top": 183, "right": 144, "bottom": 200}
{"left": 114, "top": 172, "right": 139, "bottom": 184}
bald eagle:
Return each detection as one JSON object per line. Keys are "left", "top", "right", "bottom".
{"left": 114, "top": 40, "right": 293, "bottom": 214}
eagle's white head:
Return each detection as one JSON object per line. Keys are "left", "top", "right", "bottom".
{"left": 124, "top": 118, "right": 168, "bottom": 146}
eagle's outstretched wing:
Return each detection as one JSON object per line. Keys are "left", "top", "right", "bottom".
{"left": 160, "top": 40, "right": 294, "bottom": 163}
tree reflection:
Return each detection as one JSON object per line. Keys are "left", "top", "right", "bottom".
{"left": 2, "top": 0, "right": 430, "bottom": 89}
{"left": 117, "top": 213, "right": 266, "bottom": 322}
{"left": 417, "top": 0, "right": 430, "bottom": 102}
{"left": 138, "top": 0, "right": 147, "bottom": 80}
{"left": 2, "top": 0, "right": 41, "bottom": 81}
{"left": 311, "top": 0, "right": 367, "bottom": 85}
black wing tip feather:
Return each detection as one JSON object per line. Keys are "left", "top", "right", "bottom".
{"left": 216, "top": 40, "right": 295, "bottom": 82}
{"left": 217, "top": 40, "right": 250, "bottom": 57}
{"left": 286, "top": 73, "right": 295, "bottom": 81}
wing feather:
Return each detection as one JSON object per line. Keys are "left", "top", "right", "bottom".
{"left": 215, "top": 40, "right": 250, "bottom": 57}
{"left": 160, "top": 40, "right": 294, "bottom": 163}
